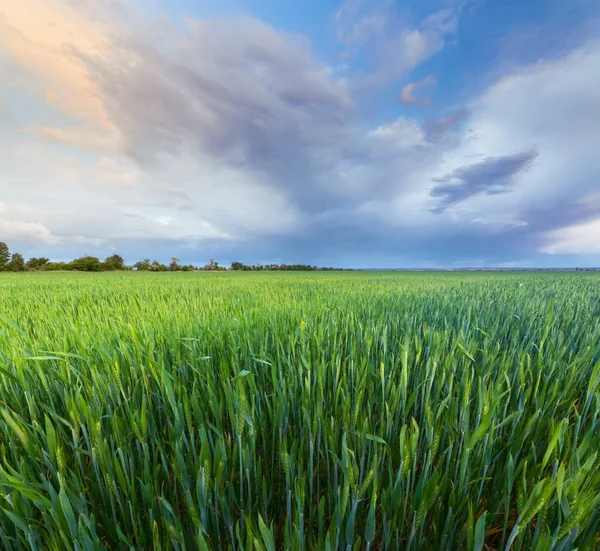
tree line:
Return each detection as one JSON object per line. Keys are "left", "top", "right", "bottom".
{"left": 0, "top": 242, "right": 347, "bottom": 272}
{"left": 229, "top": 261, "right": 345, "bottom": 271}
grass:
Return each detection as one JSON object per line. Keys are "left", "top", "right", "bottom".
{"left": 0, "top": 271, "right": 599, "bottom": 550}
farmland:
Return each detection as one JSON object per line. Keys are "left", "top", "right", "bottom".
{"left": 0, "top": 271, "right": 599, "bottom": 550}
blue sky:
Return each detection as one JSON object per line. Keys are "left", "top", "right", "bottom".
{"left": 1, "top": 0, "right": 599, "bottom": 268}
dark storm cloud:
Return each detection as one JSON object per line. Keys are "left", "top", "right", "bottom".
{"left": 430, "top": 148, "right": 538, "bottom": 212}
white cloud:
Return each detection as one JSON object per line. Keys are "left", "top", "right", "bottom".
{"left": 0, "top": 218, "right": 60, "bottom": 244}
{"left": 69, "top": 236, "right": 109, "bottom": 247}
{"left": 541, "top": 218, "right": 600, "bottom": 255}
{"left": 471, "top": 215, "right": 528, "bottom": 230}
{"left": 419, "top": 40, "right": 600, "bottom": 236}
{"left": 369, "top": 117, "right": 426, "bottom": 148}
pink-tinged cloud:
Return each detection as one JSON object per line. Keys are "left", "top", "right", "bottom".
{"left": 400, "top": 75, "right": 436, "bottom": 106}
{"left": 0, "top": 0, "right": 116, "bottom": 131}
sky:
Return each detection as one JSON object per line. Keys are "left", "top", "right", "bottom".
{"left": 1, "top": 0, "right": 599, "bottom": 268}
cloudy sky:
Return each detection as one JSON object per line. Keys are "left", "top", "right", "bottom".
{"left": 1, "top": 0, "right": 599, "bottom": 268}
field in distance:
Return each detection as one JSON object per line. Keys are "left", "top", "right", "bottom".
{"left": 0, "top": 271, "right": 599, "bottom": 550}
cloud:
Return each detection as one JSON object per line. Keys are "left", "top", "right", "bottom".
{"left": 400, "top": 75, "right": 436, "bottom": 105}
{"left": 1, "top": 1, "right": 600, "bottom": 266}
{"left": 334, "top": 0, "right": 391, "bottom": 48}
{"left": 334, "top": 0, "right": 465, "bottom": 87}
{"left": 425, "top": 108, "right": 469, "bottom": 140}
{"left": 425, "top": 40, "right": 600, "bottom": 254}
{"left": 87, "top": 16, "right": 353, "bottom": 168}
{"left": 368, "top": 117, "right": 426, "bottom": 148}
{"left": 0, "top": 1, "right": 354, "bottom": 244}
{"left": 367, "top": 8, "right": 461, "bottom": 87}
{"left": 0, "top": 1, "right": 116, "bottom": 129}
{"left": 1, "top": 1, "right": 353, "bottom": 184}
{"left": 470, "top": 215, "right": 528, "bottom": 231}
{"left": 21, "top": 126, "right": 119, "bottom": 153}
{"left": 0, "top": 218, "right": 60, "bottom": 245}
{"left": 430, "top": 148, "right": 538, "bottom": 212}
{"left": 541, "top": 217, "right": 600, "bottom": 255}
{"left": 70, "top": 235, "right": 109, "bottom": 247}
{"left": 60, "top": 11, "right": 357, "bottom": 217}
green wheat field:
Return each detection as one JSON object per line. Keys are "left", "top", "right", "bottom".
{"left": 0, "top": 271, "right": 599, "bottom": 550}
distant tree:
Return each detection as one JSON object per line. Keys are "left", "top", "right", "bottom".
{"left": 150, "top": 260, "right": 168, "bottom": 272}
{"left": 0, "top": 244, "right": 345, "bottom": 273}
{"left": 204, "top": 258, "right": 219, "bottom": 271}
{"left": 169, "top": 257, "right": 180, "bottom": 271}
{"left": 103, "top": 254, "right": 125, "bottom": 271}
{"left": 133, "top": 258, "right": 151, "bottom": 271}
{"left": 44, "top": 262, "right": 69, "bottom": 271}
{"left": 0, "top": 242, "right": 9, "bottom": 271}
{"left": 26, "top": 257, "right": 49, "bottom": 270}
{"left": 7, "top": 253, "right": 26, "bottom": 272}
{"left": 69, "top": 256, "right": 103, "bottom": 272}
